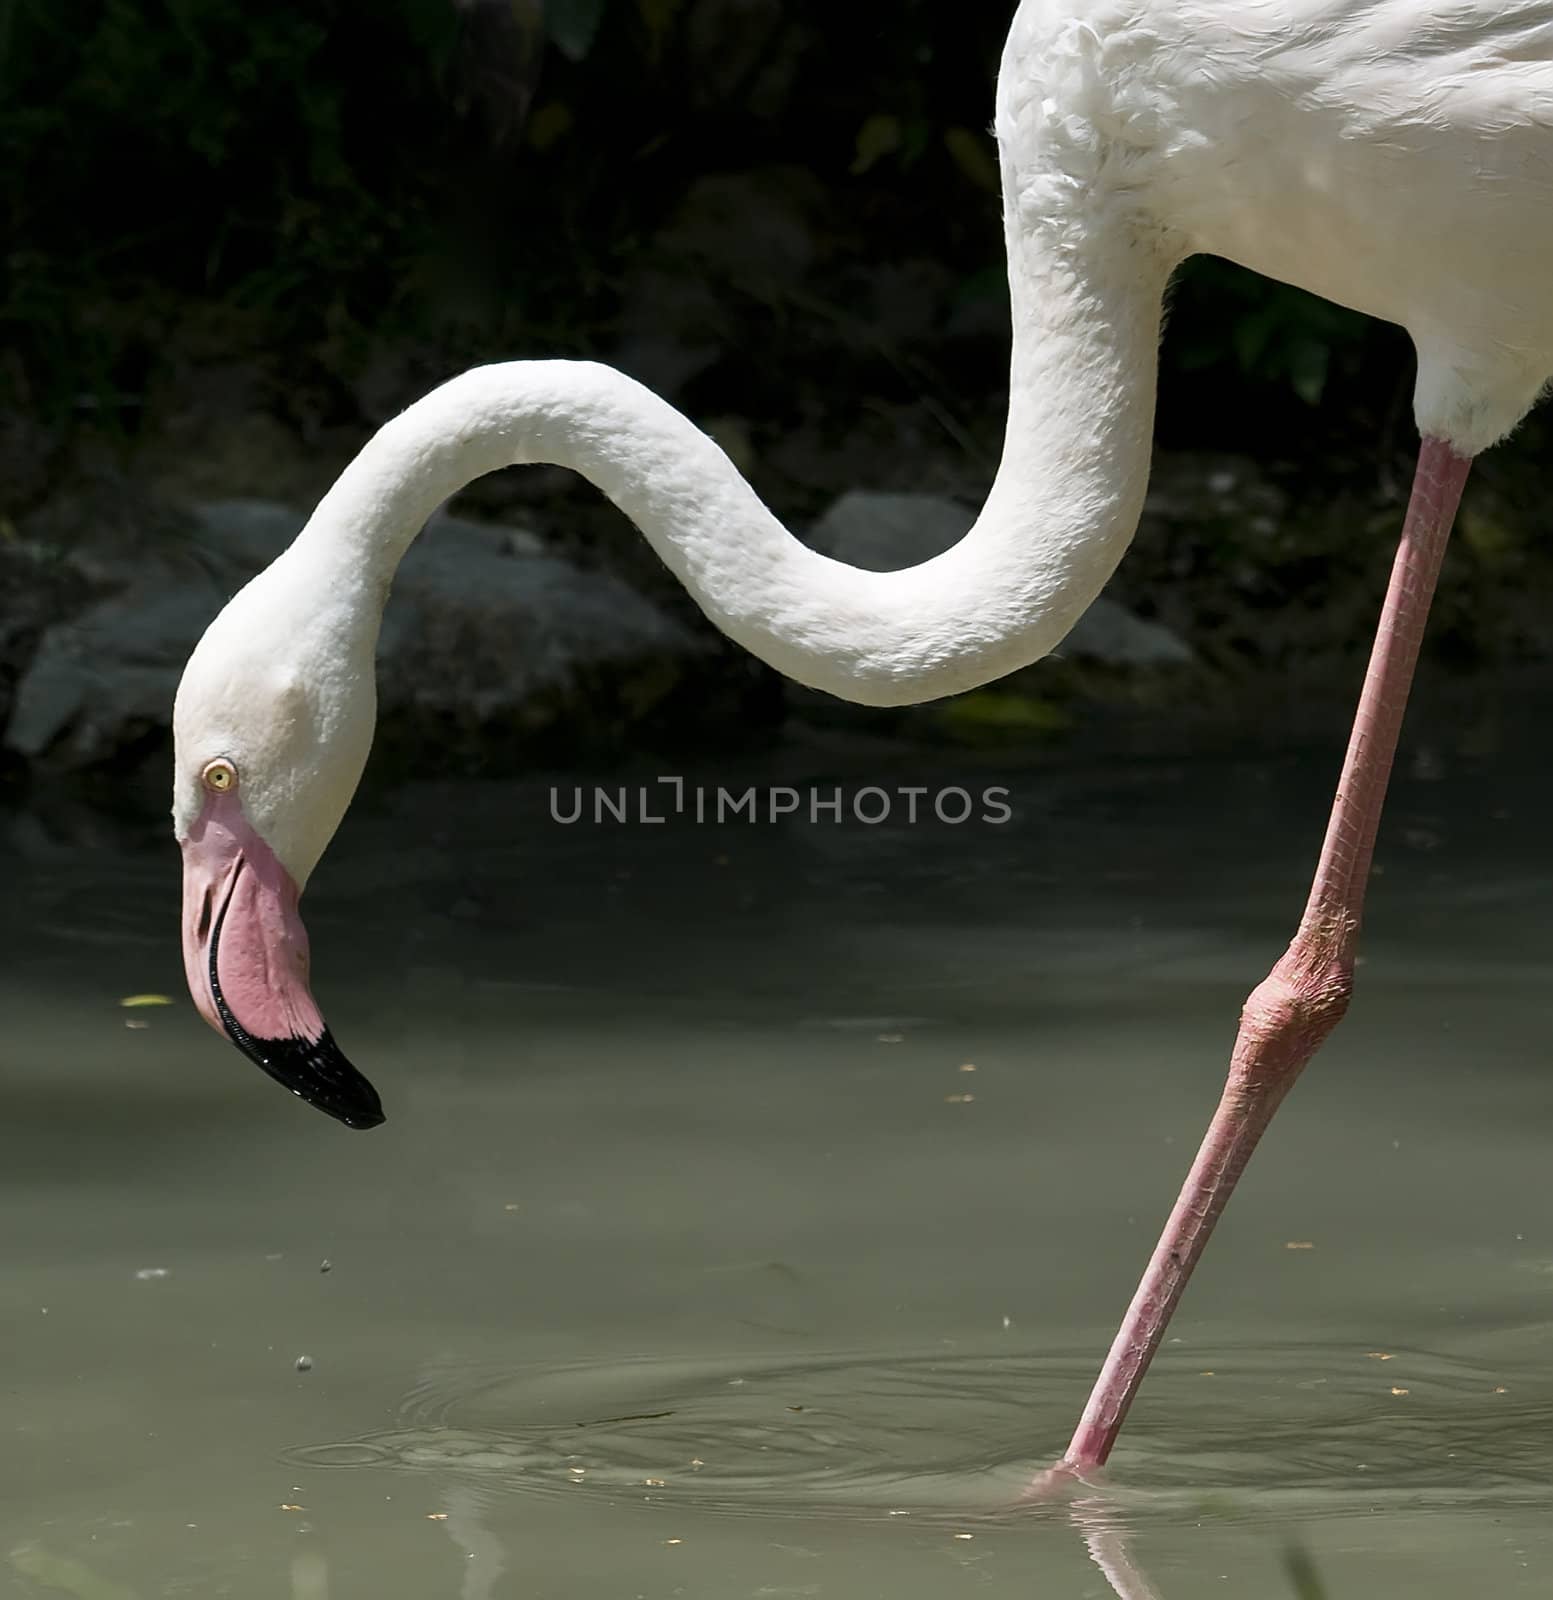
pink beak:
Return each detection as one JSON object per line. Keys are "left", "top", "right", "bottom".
{"left": 180, "top": 789, "right": 385, "bottom": 1129}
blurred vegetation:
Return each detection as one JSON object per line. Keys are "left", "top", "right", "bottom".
{"left": 4, "top": 0, "right": 998, "bottom": 423}
{"left": 5, "top": 0, "right": 1413, "bottom": 447}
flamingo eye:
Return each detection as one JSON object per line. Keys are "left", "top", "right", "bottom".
{"left": 201, "top": 758, "right": 238, "bottom": 794}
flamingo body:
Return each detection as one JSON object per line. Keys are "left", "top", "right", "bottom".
{"left": 1002, "top": 0, "right": 1553, "bottom": 449}
{"left": 170, "top": 0, "right": 1551, "bottom": 1472}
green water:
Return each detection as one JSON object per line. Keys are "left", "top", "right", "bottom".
{"left": 4, "top": 721, "right": 1552, "bottom": 1597}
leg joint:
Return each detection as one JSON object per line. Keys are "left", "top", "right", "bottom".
{"left": 1234, "top": 957, "right": 1354, "bottom": 1076}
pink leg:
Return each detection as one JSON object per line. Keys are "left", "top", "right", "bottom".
{"left": 1061, "top": 436, "right": 1474, "bottom": 1475}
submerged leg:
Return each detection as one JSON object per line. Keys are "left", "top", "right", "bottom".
{"left": 1061, "top": 436, "right": 1474, "bottom": 1475}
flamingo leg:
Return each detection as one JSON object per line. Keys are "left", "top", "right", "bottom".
{"left": 1062, "top": 435, "right": 1474, "bottom": 1475}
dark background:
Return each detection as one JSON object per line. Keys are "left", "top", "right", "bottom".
{"left": 3, "top": 0, "right": 1549, "bottom": 794}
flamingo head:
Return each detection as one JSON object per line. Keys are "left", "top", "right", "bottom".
{"left": 172, "top": 561, "right": 386, "bottom": 1129}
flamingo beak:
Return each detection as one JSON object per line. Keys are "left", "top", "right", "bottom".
{"left": 180, "top": 791, "right": 385, "bottom": 1130}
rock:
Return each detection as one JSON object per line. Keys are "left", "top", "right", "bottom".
{"left": 805, "top": 489, "right": 1195, "bottom": 666}
{"left": 6, "top": 583, "right": 228, "bottom": 762}
{"left": 0, "top": 542, "right": 93, "bottom": 745}
{"left": 4, "top": 499, "right": 711, "bottom": 769}
{"left": 3, "top": 499, "right": 297, "bottom": 763}
{"left": 377, "top": 512, "right": 703, "bottom": 743}
{"left": 183, "top": 496, "right": 300, "bottom": 570}
{"left": 1062, "top": 595, "right": 1194, "bottom": 667}
{"left": 805, "top": 489, "right": 967, "bottom": 571}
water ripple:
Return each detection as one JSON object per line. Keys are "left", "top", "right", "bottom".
{"left": 282, "top": 1338, "right": 1553, "bottom": 1526}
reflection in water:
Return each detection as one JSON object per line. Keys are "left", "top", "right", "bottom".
{"left": 408, "top": 1430, "right": 1177, "bottom": 1600}
{"left": 289, "top": 1546, "right": 330, "bottom": 1600}
{"left": 1074, "top": 1508, "right": 1166, "bottom": 1600}
{"left": 437, "top": 1484, "right": 507, "bottom": 1600}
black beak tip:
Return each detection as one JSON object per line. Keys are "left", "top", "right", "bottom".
{"left": 334, "top": 1093, "right": 387, "bottom": 1132}
{"left": 227, "top": 1025, "right": 387, "bottom": 1131}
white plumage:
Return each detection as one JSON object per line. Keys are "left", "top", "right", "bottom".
{"left": 171, "top": 0, "right": 1551, "bottom": 1465}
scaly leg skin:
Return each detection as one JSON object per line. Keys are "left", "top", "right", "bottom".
{"left": 1047, "top": 436, "right": 1474, "bottom": 1483}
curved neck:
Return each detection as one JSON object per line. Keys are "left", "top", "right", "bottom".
{"left": 292, "top": 219, "right": 1171, "bottom": 710}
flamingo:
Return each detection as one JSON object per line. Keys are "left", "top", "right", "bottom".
{"left": 173, "top": 0, "right": 1553, "bottom": 1477}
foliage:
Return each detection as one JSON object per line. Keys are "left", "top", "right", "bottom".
{"left": 1171, "top": 259, "right": 1374, "bottom": 408}
{"left": 4, "top": 0, "right": 1387, "bottom": 445}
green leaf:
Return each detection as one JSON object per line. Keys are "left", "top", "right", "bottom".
{"left": 1233, "top": 304, "right": 1277, "bottom": 372}
{"left": 1287, "top": 337, "right": 1329, "bottom": 406}
{"left": 545, "top": 0, "right": 607, "bottom": 61}
{"left": 934, "top": 690, "right": 1072, "bottom": 736}
{"left": 944, "top": 125, "right": 999, "bottom": 193}
{"left": 851, "top": 112, "right": 902, "bottom": 176}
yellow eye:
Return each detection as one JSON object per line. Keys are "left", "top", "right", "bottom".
{"left": 201, "top": 758, "right": 238, "bottom": 794}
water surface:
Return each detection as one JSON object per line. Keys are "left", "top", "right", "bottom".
{"left": 5, "top": 717, "right": 1553, "bottom": 1597}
